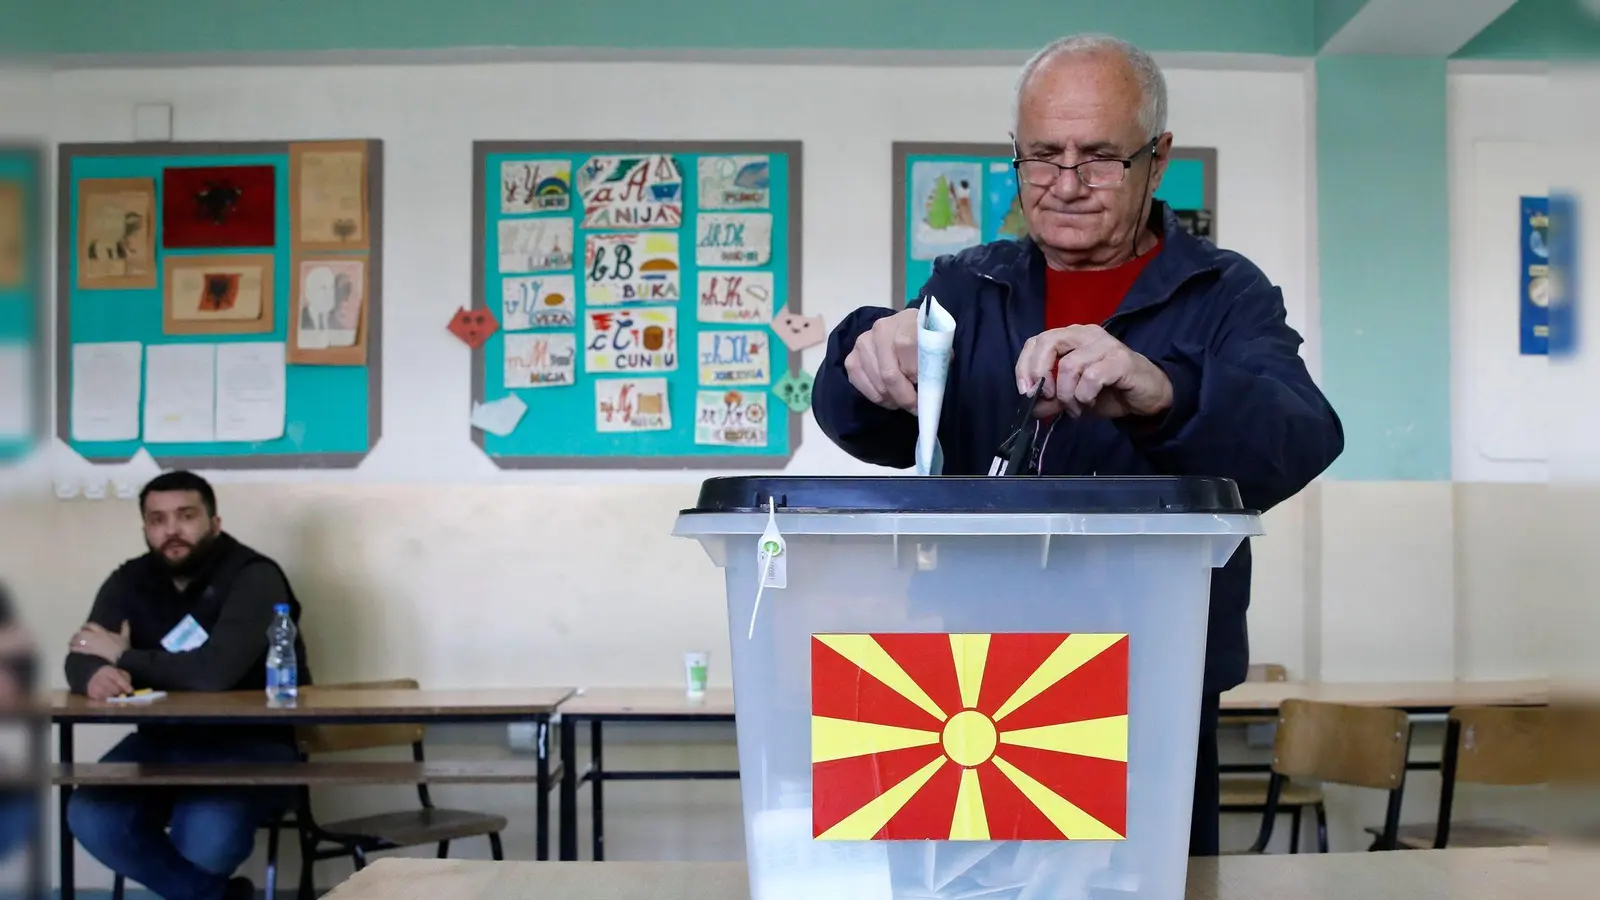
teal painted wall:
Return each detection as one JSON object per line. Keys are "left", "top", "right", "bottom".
{"left": 25, "top": 0, "right": 1317, "bottom": 56}
{"left": 1454, "top": 0, "right": 1600, "bottom": 59}
{"left": 0, "top": 0, "right": 47, "bottom": 56}
{"left": 1316, "top": 57, "right": 1451, "bottom": 481}
{"left": 1314, "top": 0, "right": 1371, "bottom": 49}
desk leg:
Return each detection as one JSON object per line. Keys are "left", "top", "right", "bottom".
{"left": 58, "top": 723, "right": 73, "bottom": 900}
{"left": 591, "top": 720, "right": 605, "bottom": 862}
{"left": 28, "top": 716, "right": 46, "bottom": 900}
{"left": 536, "top": 718, "right": 550, "bottom": 861}
{"left": 558, "top": 717, "right": 576, "bottom": 861}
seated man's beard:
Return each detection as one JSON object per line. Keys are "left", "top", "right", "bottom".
{"left": 153, "top": 530, "right": 219, "bottom": 575}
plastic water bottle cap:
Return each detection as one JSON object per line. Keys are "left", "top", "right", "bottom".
{"left": 274, "top": 603, "right": 289, "bottom": 614}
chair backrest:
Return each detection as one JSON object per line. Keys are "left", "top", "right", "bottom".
{"left": 1449, "top": 706, "right": 1547, "bottom": 786}
{"left": 1273, "top": 698, "right": 1411, "bottom": 791}
{"left": 296, "top": 678, "right": 426, "bottom": 755}
{"left": 1247, "top": 663, "right": 1288, "bottom": 683}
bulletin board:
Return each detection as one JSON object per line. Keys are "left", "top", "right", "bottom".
{"left": 470, "top": 141, "right": 806, "bottom": 469}
{"left": 55, "top": 140, "right": 384, "bottom": 468}
{"left": 891, "top": 143, "right": 1218, "bottom": 306}
{"left": 0, "top": 143, "right": 45, "bottom": 462}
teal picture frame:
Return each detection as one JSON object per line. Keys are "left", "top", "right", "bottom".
{"left": 56, "top": 140, "right": 384, "bottom": 468}
{"left": 892, "top": 142, "right": 1218, "bottom": 306}
{"left": 471, "top": 140, "right": 805, "bottom": 469}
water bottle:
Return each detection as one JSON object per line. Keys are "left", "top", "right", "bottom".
{"left": 265, "top": 603, "right": 298, "bottom": 705}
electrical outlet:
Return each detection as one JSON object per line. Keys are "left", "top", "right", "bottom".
{"left": 83, "top": 477, "right": 109, "bottom": 500}
{"left": 113, "top": 478, "right": 140, "bottom": 500}
{"left": 54, "top": 479, "right": 80, "bottom": 500}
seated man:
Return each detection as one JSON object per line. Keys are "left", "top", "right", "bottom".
{"left": 64, "top": 470, "right": 313, "bottom": 900}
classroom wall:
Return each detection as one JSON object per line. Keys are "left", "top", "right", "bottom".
{"left": 0, "top": 55, "right": 1552, "bottom": 883}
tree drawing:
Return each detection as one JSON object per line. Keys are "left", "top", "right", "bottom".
{"left": 925, "top": 175, "right": 955, "bottom": 230}
{"left": 998, "top": 199, "right": 1028, "bottom": 238}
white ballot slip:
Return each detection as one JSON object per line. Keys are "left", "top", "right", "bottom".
{"left": 915, "top": 296, "right": 956, "bottom": 476}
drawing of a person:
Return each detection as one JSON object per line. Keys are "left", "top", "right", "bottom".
{"left": 299, "top": 265, "right": 336, "bottom": 348}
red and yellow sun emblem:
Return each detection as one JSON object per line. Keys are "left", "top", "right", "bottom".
{"left": 810, "top": 632, "right": 1128, "bottom": 842}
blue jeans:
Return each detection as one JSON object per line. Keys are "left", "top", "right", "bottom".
{"left": 67, "top": 731, "right": 297, "bottom": 900}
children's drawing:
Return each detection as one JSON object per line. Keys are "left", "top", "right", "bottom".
{"left": 585, "top": 306, "right": 678, "bottom": 373}
{"left": 909, "top": 160, "right": 982, "bottom": 260}
{"left": 504, "top": 332, "right": 577, "bottom": 388}
{"left": 695, "top": 213, "right": 772, "bottom": 267}
{"left": 296, "top": 258, "right": 365, "bottom": 349}
{"left": 696, "top": 271, "right": 775, "bottom": 324}
{"left": 502, "top": 274, "right": 576, "bottom": 330}
{"left": 498, "top": 217, "right": 574, "bottom": 274}
{"left": 772, "top": 369, "right": 815, "bottom": 413}
{"left": 448, "top": 307, "right": 499, "bottom": 349}
{"left": 585, "top": 232, "right": 680, "bottom": 306}
{"left": 78, "top": 178, "right": 156, "bottom": 289}
{"left": 698, "top": 155, "right": 770, "bottom": 210}
{"left": 772, "top": 307, "right": 826, "bottom": 352}
{"left": 501, "top": 159, "right": 572, "bottom": 214}
{"left": 698, "top": 329, "right": 771, "bottom": 386}
{"left": 694, "top": 389, "right": 768, "bottom": 447}
{"left": 986, "top": 162, "right": 1028, "bottom": 240}
{"left": 594, "top": 377, "right": 672, "bottom": 432}
{"left": 577, "top": 154, "right": 683, "bottom": 229}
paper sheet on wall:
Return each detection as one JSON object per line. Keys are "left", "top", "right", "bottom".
{"left": 915, "top": 296, "right": 955, "bottom": 475}
{"left": 0, "top": 343, "right": 31, "bottom": 441}
{"left": 143, "top": 344, "right": 216, "bottom": 443}
{"left": 215, "top": 342, "right": 285, "bottom": 442}
{"left": 71, "top": 341, "right": 143, "bottom": 442}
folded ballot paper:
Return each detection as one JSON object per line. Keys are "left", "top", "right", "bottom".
{"left": 915, "top": 296, "right": 956, "bottom": 476}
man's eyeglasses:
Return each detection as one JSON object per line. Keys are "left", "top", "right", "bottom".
{"left": 1012, "top": 136, "right": 1159, "bottom": 189}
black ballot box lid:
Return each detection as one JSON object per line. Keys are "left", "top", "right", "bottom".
{"left": 684, "top": 476, "right": 1249, "bottom": 516}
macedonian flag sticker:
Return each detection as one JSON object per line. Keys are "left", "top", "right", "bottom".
{"left": 810, "top": 632, "right": 1128, "bottom": 842}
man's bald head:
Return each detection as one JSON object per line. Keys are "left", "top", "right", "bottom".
{"left": 1014, "top": 34, "right": 1167, "bottom": 141}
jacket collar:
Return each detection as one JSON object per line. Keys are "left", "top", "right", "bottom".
{"left": 993, "top": 200, "right": 1223, "bottom": 321}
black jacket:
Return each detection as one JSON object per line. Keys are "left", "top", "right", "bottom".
{"left": 65, "top": 532, "right": 313, "bottom": 696}
{"left": 813, "top": 202, "right": 1344, "bottom": 694}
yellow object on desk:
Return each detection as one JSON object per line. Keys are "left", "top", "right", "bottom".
{"left": 106, "top": 689, "right": 167, "bottom": 704}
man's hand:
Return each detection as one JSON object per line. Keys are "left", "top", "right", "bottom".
{"left": 844, "top": 308, "right": 920, "bottom": 412}
{"left": 85, "top": 665, "right": 133, "bottom": 700}
{"left": 69, "top": 621, "right": 130, "bottom": 664}
{"left": 1015, "top": 325, "right": 1174, "bottom": 420}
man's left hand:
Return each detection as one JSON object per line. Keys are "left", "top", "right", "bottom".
{"left": 1015, "top": 325, "right": 1173, "bottom": 419}
{"left": 69, "top": 621, "right": 130, "bottom": 664}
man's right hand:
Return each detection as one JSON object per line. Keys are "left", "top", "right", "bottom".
{"left": 85, "top": 665, "right": 132, "bottom": 700}
{"left": 844, "top": 307, "right": 920, "bottom": 411}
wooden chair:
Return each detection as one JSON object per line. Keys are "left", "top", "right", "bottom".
{"left": 1219, "top": 664, "right": 1326, "bottom": 852}
{"left": 293, "top": 679, "right": 507, "bottom": 899}
{"left": 1371, "top": 705, "right": 1546, "bottom": 849}
{"left": 1245, "top": 698, "right": 1413, "bottom": 853}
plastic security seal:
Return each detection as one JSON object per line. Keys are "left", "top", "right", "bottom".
{"left": 748, "top": 497, "right": 786, "bottom": 639}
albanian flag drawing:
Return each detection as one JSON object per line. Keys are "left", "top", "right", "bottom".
{"left": 811, "top": 632, "right": 1128, "bottom": 842}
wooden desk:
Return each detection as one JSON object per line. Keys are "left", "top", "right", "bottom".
{"left": 555, "top": 688, "right": 736, "bottom": 861}
{"left": 1219, "top": 679, "right": 1548, "bottom": 716}
{"left": 51, "top": 686, "right": 573, "bottom": 900}
{"left": 322, "top": 847, "right": 1545, "bottom": 899}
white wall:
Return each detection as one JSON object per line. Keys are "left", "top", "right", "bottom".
{"left": 16, "top": 58, "right": 1313, "bottom": 487}
{"left": 1449, "top": 67, "right": 1550, "bottom": 483}
{"left": 2, "top": 57, "right": 1352, "bottom": 884}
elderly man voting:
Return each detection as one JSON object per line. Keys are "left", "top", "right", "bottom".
{"left": 63, "top": 470, "right": 313, "bottom": 900}
{"left": 813, "top": 34, "right": 1343, "bottom": 856}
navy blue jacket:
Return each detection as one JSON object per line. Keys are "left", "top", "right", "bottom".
{"left": 813, "top": 202, "right": 1343, "bottom": 695}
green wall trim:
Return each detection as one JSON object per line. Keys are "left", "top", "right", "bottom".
{"left": 25, "top": 0, "right": 1317, "bottom": 57}
{"left": 1314, "top": 0, "right": 1371, "bottom": 49}
{"left": 1316, "top": 56, "right": 1451, "bottom": 481}
{"left": 1454, "top": 0, "right": 1600, "bottom": 60}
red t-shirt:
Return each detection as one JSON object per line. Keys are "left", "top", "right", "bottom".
{"left": 1044, "top": 241, "right": 1163, "bottom": 330}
